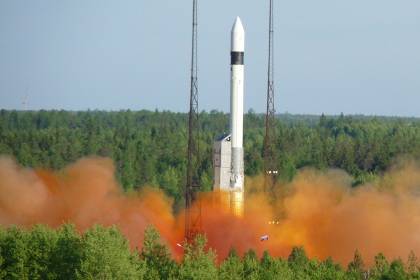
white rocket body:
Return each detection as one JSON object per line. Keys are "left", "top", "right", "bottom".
{"left": 230, "top": 17, "right": 245, "bottom": 190}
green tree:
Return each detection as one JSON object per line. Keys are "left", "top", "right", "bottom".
{"left": 218, "top": 248, "right": 243, "bottom": 280}
{"left": 49, "top": 224, "right": 82, "bottom": 280}
{"left": 26, "top": 225, "right": 58, "bottom": 280}
{"left": 260, "top": 251, "right": 293, "bottom": 280}
{"left": 0, "top": 227, "right": 7, "bottom": 279}
{"left": 407, "top": 251, "right": 420, "bottom": 279}
{"left": 76, "top": 225, "right": 142, "bottom": 280}
{"left": 316, "top": 257, "right": 346, "bottom": 280}
{"left": 179, "top": 235, "right": 217, "bottom": 280}
{"left": 346, "top": 250, "right": 366, "bottom": 280}
{"left": 0, "top": 227, "right": 29, "bottom": 280}
{"left": 288, "top": 246, "right": 309, "bottom": 271}
{"left": 370, "top": 253, "right": 390, "bottom": 279}
{"left": 141, "top": 226, "right": 177, "bottom": 280}
{"left": 384, "top": 259, "right": 408, "bottom": 280}
{"left": 160, "top": 167, "right": 180, "bottom": 197}
{"left": 242, "top": 249, "right": 260, "bottom": 280}
{"left": 288, "top": 246, "right": 316, "bottom": 279}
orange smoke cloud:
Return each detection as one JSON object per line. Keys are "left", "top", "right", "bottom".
{"left": 0, "top": 156, "right": 183, "bottom": 252}
{"left": 1, "top": 156, "right": 420, "bottom": 265}
{"left": 274, "top": 165, "right": 420, "bottom": 265}
{"left": 190, "top": 161, "right": 420, "bottom": 265}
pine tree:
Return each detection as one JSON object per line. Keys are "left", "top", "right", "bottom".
{"left": 179, "top": 235, "right": 217, "bottom": 280}
{"left": 219, "top": 248, "right": 243, "bottom": 280}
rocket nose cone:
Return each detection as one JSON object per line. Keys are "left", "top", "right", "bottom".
{"left": 232, "top": 17, "right": 244, "bottom": 35}
{"left": 231, "top": 17, "right": 245, "bottom": 52}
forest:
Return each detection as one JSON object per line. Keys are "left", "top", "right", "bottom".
{"left": 1, "top": 109, "right": 420, "bottom": 205}
{"left": 0, "top": 225, "right": 419, "bottom": 280}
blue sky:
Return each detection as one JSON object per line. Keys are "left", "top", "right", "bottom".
{"left": 0, "top": 0, "right": 419, "bottom": 116}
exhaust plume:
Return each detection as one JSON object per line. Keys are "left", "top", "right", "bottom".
{"left": 1, "top": 156, "right": 420, "bottom": 265}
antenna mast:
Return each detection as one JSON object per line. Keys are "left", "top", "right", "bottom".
{"left": 264, "top": 0, "right": 278, "bottom": 191}
{"left": 185, "top": 0, "right": 202, "bottom": 242}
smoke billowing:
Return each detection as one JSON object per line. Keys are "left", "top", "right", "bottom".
{"left": 1, "top": 156, "right": 420, "bottom": 265}
{"left": 0, "top": 157, "right": 183, "bottom": 252}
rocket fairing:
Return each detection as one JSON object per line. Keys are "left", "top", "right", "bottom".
{"left": 230, "top": 17, "right": 245, "bottom": 190}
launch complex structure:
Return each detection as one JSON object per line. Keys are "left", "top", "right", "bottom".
{"left": 185, "top": 0, "right": 278, "bottom": 240}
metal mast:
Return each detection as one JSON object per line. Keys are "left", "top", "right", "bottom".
{"left": 185, "top": 0, "right": 202, "bottom": 242}
{"left": 264, "top": 0, "right": 278, "bottom": 191}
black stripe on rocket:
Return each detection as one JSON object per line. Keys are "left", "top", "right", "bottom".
{"left": 231, "top": 52, "right": 244, "bottom": 65}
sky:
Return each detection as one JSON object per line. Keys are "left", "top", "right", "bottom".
{"left": 0, "top": 1, "right": 419, "bottom": 116}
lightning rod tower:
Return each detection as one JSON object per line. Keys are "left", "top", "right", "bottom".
{"left": 185, "top": 0, "right": 202, "bottom": 242}
{"left": 264, "top": 0, "right": 278, "bottom": 191}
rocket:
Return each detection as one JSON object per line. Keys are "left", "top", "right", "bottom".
{"left": 212, "top": 17, "right": 245, "bottom": 216}
{"left": 230, "top": 17, "right": 245, "bottom": 190}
